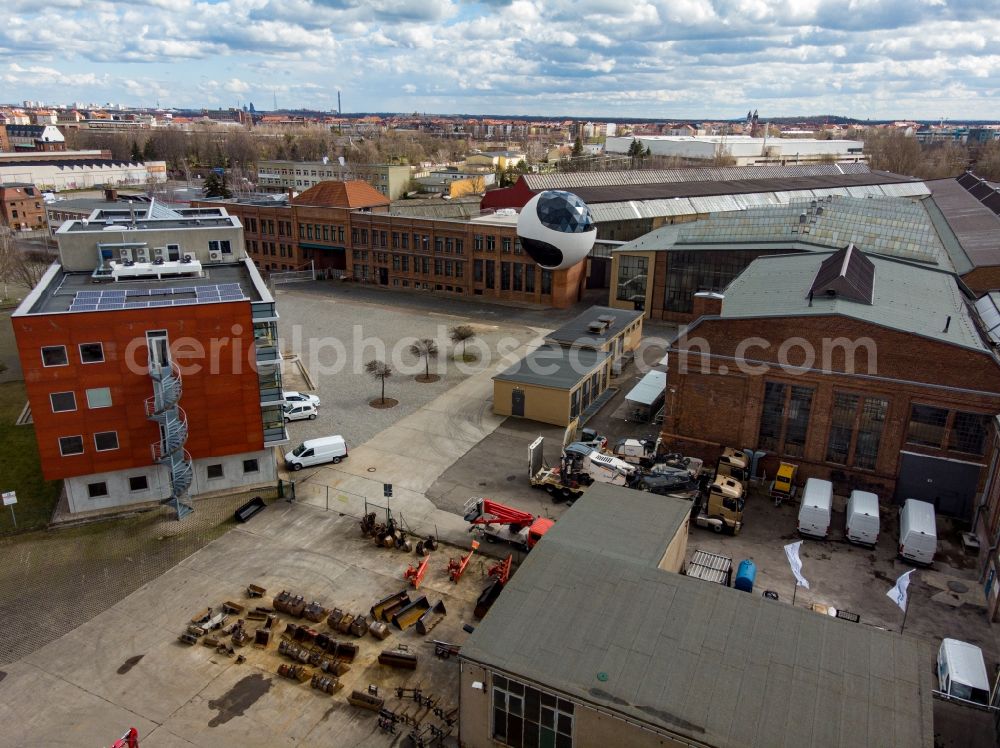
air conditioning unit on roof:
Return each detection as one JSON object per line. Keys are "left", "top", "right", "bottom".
{"left": 208, "top": 249, "right": 223, "bottom": 262}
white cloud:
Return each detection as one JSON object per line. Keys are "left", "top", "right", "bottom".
{"left": 0, "top": 0, "right": 998, "bottom": 117}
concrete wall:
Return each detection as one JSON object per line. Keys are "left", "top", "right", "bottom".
{"left": 657, "top": 514, "right": 690, "bottom": 572}
{"left": 64, "top": 449, "right": 276, "bottom": 513}
{"left": 56, "top": 223, "right": 245, "bottom": 272}
{"left": 459, "top": 662, "right": 691, "bottom": 748}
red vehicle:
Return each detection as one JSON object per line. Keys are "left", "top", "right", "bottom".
{"left": 463, "top": 498, "right": 554, "bottom": 551}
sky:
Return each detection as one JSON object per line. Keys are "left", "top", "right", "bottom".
{"left": 2, "top": 0, "right": 999, "bottom": 119}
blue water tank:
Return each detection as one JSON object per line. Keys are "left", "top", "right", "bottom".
{"left": 734, "top": 559, "right": 756, "bottom": 593}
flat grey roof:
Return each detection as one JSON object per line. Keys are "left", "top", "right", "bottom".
{"left": 493, "top": 345, "right": 609, "bottom": 390}
{"left": 720, "top": 250, "right": 986, "bottom": 352}
{"left": 60, "top": 215, "right": 238, "bottom": 232}
{"left": 545, "top": 305, "right": 643, "bottom": 347}
{"left": 926, "top": 177, "right": 1000, "bottom": 270}
{"left": 461, "top": 486, "right": 935, "bottom": 748}
{"left": 21, "top": 261, "right": 266, "bottom": 315}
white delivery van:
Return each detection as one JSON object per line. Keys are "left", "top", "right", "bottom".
{"left": 937, "top": 639, "right": 990, "bottom": 705}
{"left": 845, "top": 490, "right": 880, "bottom": 546}
{"left": 899, "top": 498, "right": 937, "bottom": 565}
{"left": 285, "top": 435, "right": 347, "bottom": 471}
{"left": 797, "top": 478, "right": 833, "bottom": 539}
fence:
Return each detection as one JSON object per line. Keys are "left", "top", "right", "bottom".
{"left": 269, "top": 260, "right": 315, "bottom": 286}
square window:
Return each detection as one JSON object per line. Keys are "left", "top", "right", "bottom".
{"left": 59, "top": 435, "right": 84, "bottom": 456}
{"left": 86, "top": 387, "right": 112, "bottom": 409}
{"left": 243, "top": 458, "right": 259, "bottom": 474}
{"left": 94, "top": 431, "right": 119, "bottom": 451}
{"left": 207, "top": 464, "right": 224, "bottom": 479}
{"left": 50, "top": 391, "right": 76, "bottom": 412}
{"left": 41, "top": 345, "right": 68, "bottom": 367}
{"left": 129, "top": 475, "right": 149, "bottom": 492}
{"left": 79, "top": 342, "right": 104, "bottom": 363}
{"left": 87, "top": 481, "right": 109, "bottom": 499}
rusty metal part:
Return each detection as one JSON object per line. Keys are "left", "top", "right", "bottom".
{"left": 370, "top": 591, "right": 411, "bottom": 622}
{"left": 350, "top": 614, "right": 369, "bottom": 638}
{"left": 348, "top": 688, "right": 385, "bottom": 711}
{"left": 391, "top": 596, "right": 430, "bottom": 630}
{"left": 303, "top": 601, "right": 327, "bottom": 623}
{"left": 415, "top": 600, "right": 447, "bottom": 636}
{"left": 311, "top": 674, "right": 342, "bottom": 694}
{"left": 222, "top": 601, "right": 245, "bottom": 615}
{"left": 378, "top": 646, "right": 418, "bottom": 670}
{"left": 246, "top": 584, "right": 266, "bottom": 598}
{"left": 368, "top": 619, "right": 391, "bottom": 640}
{"left": 336, "top": 613, "right": 355, "bottom": 635}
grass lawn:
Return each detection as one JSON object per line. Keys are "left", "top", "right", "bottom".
{"left": 0, "top": 380, "right": 61, "bottom": 533}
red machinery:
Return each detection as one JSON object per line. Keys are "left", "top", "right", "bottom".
{"left": 474, "top": 554, "right": 513, "bottom": 619}
{"left": 110, "top": 728, "right": 139, "bottom": 748}
{"left": 404, "top": 556, "right": 429, "bottom": 588}
{"left": 446, "top": 540, "right": 479, "bottom": 583}
{"left": 462, "top": 498, "right": 554, "bottom": 551}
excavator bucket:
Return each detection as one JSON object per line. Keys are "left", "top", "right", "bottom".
{"left": 391, "top": 596, "right": 430, "bottom": 630}
{"left": 415, "top": 600, "right": 447, "bottom": 635}
{"left": 370, "top": 590, "right": 411, "bottom": 622}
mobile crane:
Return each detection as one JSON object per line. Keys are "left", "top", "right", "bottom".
{"left": 463, "top": 497, "right": 554, "bottom": 551}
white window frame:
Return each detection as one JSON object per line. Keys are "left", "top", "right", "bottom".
{"left": 59, "top": 435, "right": 84, "bottom": 456}
{"left": 41, "top": 345, "right": 68, "bottom": 367}
{"left": 94, "top": 431, "right": 119, "bottom": 452}
{"left": 86, "top": 387, "right": 112, "bottom": 409}
{"left": 78, "top": 342, "right": 104, "bottom": 364}
{"left": 49, "top": 391, "right": 77, "bottom": 413}
{"left": 87, "top": 481, "right": 109, "bottom": 499}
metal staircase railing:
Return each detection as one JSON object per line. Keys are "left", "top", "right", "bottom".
{"left": 147, "top": 359, "right": 193, "bottom": 520}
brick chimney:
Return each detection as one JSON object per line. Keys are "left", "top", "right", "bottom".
{"left": 691, "top": 292, "right": 723, "bottom": 318}
{"left": 104, "top": 187, "right": 118, "bottom": 202}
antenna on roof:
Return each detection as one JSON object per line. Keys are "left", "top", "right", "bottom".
{"left": 943, "top": 316, "right": 951, "bottom": 333}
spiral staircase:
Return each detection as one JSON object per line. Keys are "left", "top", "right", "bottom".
{"left": 146, "top": 361, "right": 194, "bottom": 520}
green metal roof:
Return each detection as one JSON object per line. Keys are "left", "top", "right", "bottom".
{"left": 461, "top": 485, "right": 935, "bottom": 748}
{"left": 720, "top": 250, "right": 986, "bottom": 351}
{"left": 492, "top": 345, "right": 610, "bottom": 390}
{"left": 614, "top": 196, "right": 952, "bottom": 269}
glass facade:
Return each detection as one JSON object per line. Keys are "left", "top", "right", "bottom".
{"left": 827, "top": 393, "right": 888, "bottom": 469}
{"left": 663, "top": 250, "right": 783, "bottom": 313}
{"left": 492, "top": 674, "right": 573, "bottom": 748}
{"left": 757, "top": 382, "right": 813, "bottom": 457}
{"left": 616, "top": 254, "right": 648, "bottom": 303}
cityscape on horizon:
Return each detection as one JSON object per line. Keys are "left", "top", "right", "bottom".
{"left": 3, "top": 0, "right": 1000, "bottom": 119}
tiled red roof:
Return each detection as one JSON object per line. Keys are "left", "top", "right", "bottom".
{"left": 291, "top": 180, "right": 391, "bottom": 208}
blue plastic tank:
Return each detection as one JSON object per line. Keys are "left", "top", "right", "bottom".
{"left": 734, "top": 559, "right": 756, "bottom": 593}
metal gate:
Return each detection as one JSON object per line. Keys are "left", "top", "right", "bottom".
{"left": 511, "top": 388, "right": 525, "bottom": 417}
{"left": 894, "top": 451, "right": 983, "bottom": 520}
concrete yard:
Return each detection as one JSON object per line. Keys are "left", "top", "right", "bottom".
{"left": 0, "top": 502, "right": 486, "bottom": 747}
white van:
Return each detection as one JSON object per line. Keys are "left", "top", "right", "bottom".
{"left": 797, "top": 478, "right": 833, "bottom": 539}
{"left": 845, "top": 490, "right": 880, "bottom": 546}
{"left": 899, "top": 498, "right": 937, "bottom": 565}
{"left": 937, "top": 639, "right": 990, "bottom": 705}
{"left": 285, "top": 435, "right": 347, "bottom": 471}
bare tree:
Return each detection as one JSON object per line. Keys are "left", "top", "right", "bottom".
{"left": 365, "top": 359, "right": 393, "bottom": 405}
{"left": 449, "top": 325, "right": 476, "bottom": 360}
{"left": 0, "top": 228, "right": 56, "bottom": 295}
{"left": 408, "top": 338, "right": 439, "bottom": 382}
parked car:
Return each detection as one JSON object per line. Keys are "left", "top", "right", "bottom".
{"left": 283, "top": 391, "right": 321, "bottom": 408}
{"left": 845, "top": 490, "right": 880, "bottom": 547}
{"left": 285, "top": 435, "right": 348, "bottom": 470}
{"left": 284, "top": 402, "right": 318, "bottom": 422}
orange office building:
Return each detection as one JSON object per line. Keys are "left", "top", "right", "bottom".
{"left": 11, "top": 203, "right": 286, "bottom": 517}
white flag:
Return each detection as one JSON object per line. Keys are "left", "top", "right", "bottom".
{"left": 887, "top": 570, "right": 915, "bottom": 612}
{"left": 784, "top": 541, "right": 809, "bottom": 589}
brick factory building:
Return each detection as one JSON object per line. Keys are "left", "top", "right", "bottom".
{"left": 0, "top": 182, "right": 46, "bottom": 231}
{"left": 661, "top": 244, "right": 1000, "bottom": 523}
{"left": 198, "top": 181, "right": 588, "bottom": 309}
{"left": 11, "top": 203, "right": 285, "bottom": 518}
